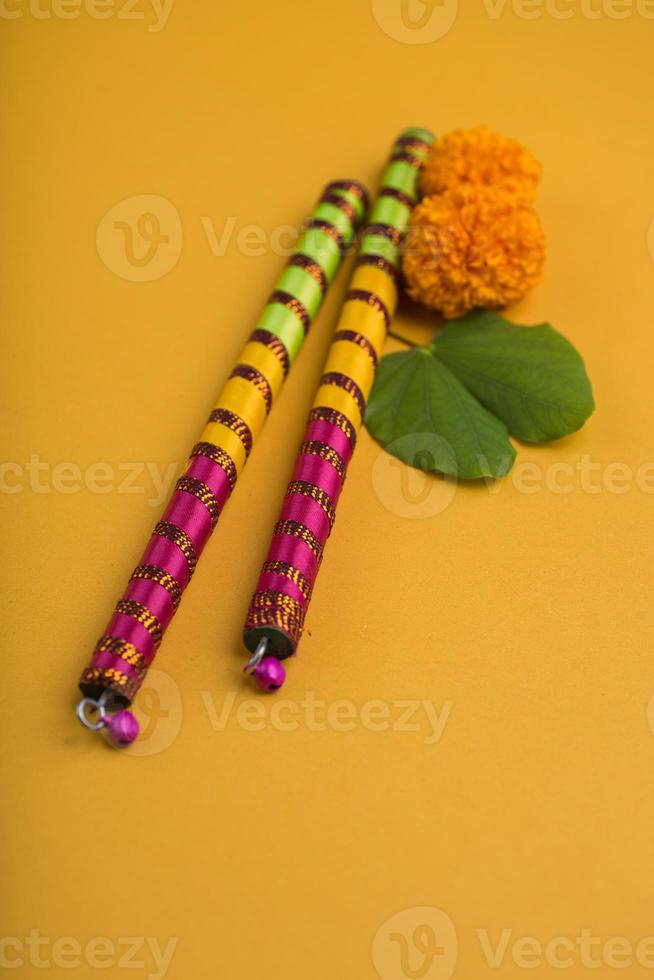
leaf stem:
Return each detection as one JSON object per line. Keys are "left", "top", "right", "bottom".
{"left": 387, "top": 329, "right": 418, "bottom": 348}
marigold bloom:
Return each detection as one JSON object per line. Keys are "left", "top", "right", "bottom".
{"left": 403, "top": 186, "right": 545, "bottom": 319}
{"left": 421, "top": 125, "right": 542, "bottom": 203}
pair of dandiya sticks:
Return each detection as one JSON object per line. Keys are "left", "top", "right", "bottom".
{"left": 76, "top": 126, "right": 434, "bottom": 747}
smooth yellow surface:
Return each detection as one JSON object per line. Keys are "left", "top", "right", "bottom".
{"left": 352, "top": 262, "right": 400, "bottom": 311}
{"left": 2, "top": 4, "right": 654, "bottom": 980}
{"left": 238, "top": 341, "right": 286, "bottom": 394}
{"left": 314, "top": 382, "right": 365, "bottom": 429}
{"left": 337, "top": 298, "right": 391, "bottom": 355}
{"left": 199, "top": 421, "right": 247, "bottom": 473}
{"left": 324, "top": 341, "right": 377, "bottom": 399}
{"left": 213, "top": 375, "right": 268, "bottom": 438}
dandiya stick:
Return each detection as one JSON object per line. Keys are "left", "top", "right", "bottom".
{"left": 77, "top": 179, "right": 368, "bottom": 745}
{"left": 242, "top": 128, "right": 434, "bottom": 691}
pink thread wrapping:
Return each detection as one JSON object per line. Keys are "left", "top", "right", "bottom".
{"left": 242, "top": 128, "right": 433, "bottom": 657}
{"left": 269, "top": 533, "right": 322, "bottom": 580}
{"left": 79, "top": 181, "right": 366, "bottom": 705}
{"left": 243, "top": 413, "right": 356, "bottom": 653}
{"left": 140, "top": 538, "right": 193, "bottom": 590}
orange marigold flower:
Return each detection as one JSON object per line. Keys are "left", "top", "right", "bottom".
{"left": 421, "top": 125, "right": 542, "bottom": 202}
{"left": 403, "top": 186, "right": 546, "bottom": 320}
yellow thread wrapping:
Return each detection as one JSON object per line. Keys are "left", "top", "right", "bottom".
{"left": 198, "top": 423, "right": 247, "bottom": 473}
{"left": 349, "top": 264, "right": 398, "bottom": 312}
{"left": 193, "top": 334, "right": 291, "bottom": 487}
{"left": 212, "top": 375, "right": 268, "bottom": 438}
{"left": 239, "top": 341, "right": 287, "bottom": 394}
{"left": 323, "top": 342, "right": 376, "bottom": 399}
{"left": 334, "top": 302, "right": 388, "bottom": 359}
{"left": 312, "top": 249, "right": 400, "bottom": 426}
{"left": 313, "top": 383, "right": 362, "bottom": 428}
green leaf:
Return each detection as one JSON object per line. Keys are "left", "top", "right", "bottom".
{"left": 365, "top": 349, "right": 516, "bottom": 480}
{"left": 430, "top": 310, "right": 595, "bottom": 442}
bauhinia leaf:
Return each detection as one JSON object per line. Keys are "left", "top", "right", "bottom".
{"left": 430, "top": 310, "right": 595, "bottom": 442}
{"left": 365, "top": 349, "right": 516, "bottom": 480}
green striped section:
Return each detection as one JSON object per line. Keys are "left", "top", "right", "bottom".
{"left": 313, "top": 201, "right": 355, "bottom": 245}
{"left": 371, "top": 196, "right": 410, "bottom": 228}
{"left": 295, "top": 228, "right": 342, "bottom": 283}
{"left": 380, "top": 160, "right": 419, "bottom": 199}
{"left": 399, "top": 126, "right": 434, "bottom": 143}
{"left": 275, "top": 265, "right": 323, "bottom": 320}
{"left": 359, "top": 127, "right": 433, "bottom": 269}
{"left": 358, "top": 232, "right": 399, "bottom": 266}
{"left": 255, "top": 304, "right": 306, "bottom": 362}
{"left": 248, "top": 178, "right": 366, "bottom": 367}
{"left": 330, "top": 186, "right": 366, "bottom": 222}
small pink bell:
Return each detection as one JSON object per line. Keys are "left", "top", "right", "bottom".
{"left": 251, "top": 656, "right": 286, "bottom": 692}
{"left": 103, "top": 710, "right": 140, "bottom": 748}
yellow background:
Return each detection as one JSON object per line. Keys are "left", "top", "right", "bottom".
{"left": 2, "top": 2, "right": 654, "bottom": 978}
